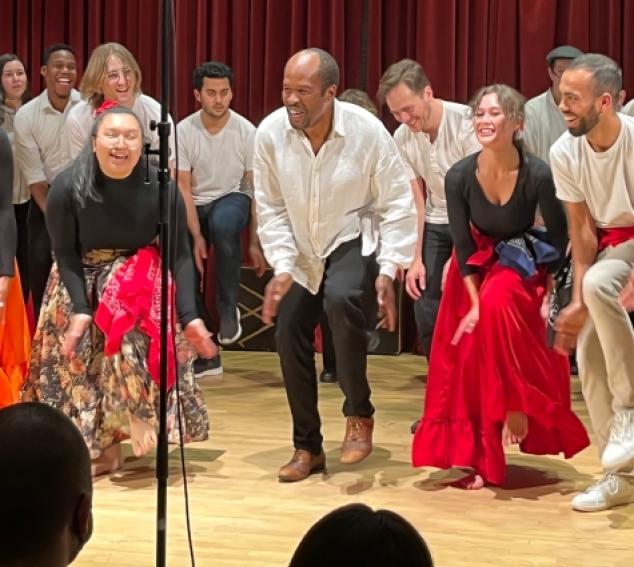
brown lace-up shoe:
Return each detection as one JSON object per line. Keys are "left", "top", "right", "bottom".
{"left": 278, "top": 449, "right": 326, "bottom": 482}
{"left": 340, "top": 416, "right": 374, "bottom": 464}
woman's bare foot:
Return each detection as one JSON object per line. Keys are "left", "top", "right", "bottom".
{"left": 503, "top": 411, "right": 528, "bottom": 446}
{"left": 450, "top": 473, "right": 485, "bottom": 490}
{"left": 91, "top": 444, "right": 123, "bottom": 477}
{"left": 129, "top": 414, "right": 158, "bottom": 457}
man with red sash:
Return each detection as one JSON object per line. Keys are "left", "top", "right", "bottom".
{"left": 551, "top": 53, "right": 634, "bottom": 512}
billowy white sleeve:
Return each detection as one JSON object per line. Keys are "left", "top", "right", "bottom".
{"left": 371, "top": 130, "right": 418, "bottom": 278}
{"left": 253, "top": 128, "right": 298, "bottom": 275}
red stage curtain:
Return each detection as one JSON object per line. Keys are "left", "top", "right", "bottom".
{"left": 1, "top": 0, "right": 632, "bottom": 124}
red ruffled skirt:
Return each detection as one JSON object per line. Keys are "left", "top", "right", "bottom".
{"left": 411, "top": 234, "right": 590, "bottom": 485}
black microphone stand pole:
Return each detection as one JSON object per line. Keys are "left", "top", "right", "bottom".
{"left": 144, "top": 0, "right": 173, "bottom": 565}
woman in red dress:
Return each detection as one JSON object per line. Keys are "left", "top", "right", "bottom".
{"left": 411, "top": 84, "right": 590, "bottom": 488}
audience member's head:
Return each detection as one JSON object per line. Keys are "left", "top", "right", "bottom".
{"left": 338, "top": 88, "right": 378, "bottom": 117}
{"left": 0, "top": 53, "right": 31, "bottom": 106}
{"left": 80, "top": 42, "right": 142, "bottom": 109}
{"left": 378, "top": 59, "right": 434, "bottom": 133}
{"left": 559, "top": 53, "right": 622, "bottom": 137}
{"left": 289, "top": 504, "right": 434, "bottom": 567}
{"left": 0, "top": 403, "right": 93, "bottom": 567}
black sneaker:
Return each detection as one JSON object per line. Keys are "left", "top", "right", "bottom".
{"left": 319, "top": 369, "right": 337, "bottom": 383}
{"left": 218, "top": 307, "right": 242, "bottom": 345}
{"left": 193, "top": 355, "right": 223, "bottom": 378}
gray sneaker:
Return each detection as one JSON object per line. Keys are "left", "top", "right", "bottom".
{"left": 571, "top": 473, "right": 634, "bottom": 512}
{"left": 193, "top": 355, "right": 223, "bottom": 379}
{"left": 218, "top": 307, "right": 242, "bottom": 345}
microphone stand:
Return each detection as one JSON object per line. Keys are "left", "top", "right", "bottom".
{"left": 144, "top": 0, "right": 173, "bottom": 565}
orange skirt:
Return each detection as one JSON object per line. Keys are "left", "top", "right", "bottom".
{"left": 0, "top": 265, "right": 30, "bottom": 408}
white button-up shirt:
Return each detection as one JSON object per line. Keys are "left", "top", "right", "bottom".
{"left": 394, "top": 100, "right": 480, "bottom": 224}
{"left": 13, "top": 89, "right": 81, "bottom": 185}
{"left": 254, "top": 100, "right": 417, "bottom": 294}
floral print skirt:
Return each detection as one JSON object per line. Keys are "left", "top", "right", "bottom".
{"left": 24, "top": 250, "right": 209, "bottom": 458}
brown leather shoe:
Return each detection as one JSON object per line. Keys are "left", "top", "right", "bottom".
{"left": 340, "top": 416, "right": 374, "bottom": 464}
{"left": 278, "top": 449, "right": 326, "bottom": 482}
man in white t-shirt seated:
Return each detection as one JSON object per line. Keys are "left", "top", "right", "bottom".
{"left": 524, "top": 45, "right": 583, "bottom": 164}
{"left": 177, "top": 62, "right": 266, "bottom": 376}
{"left": 551, "top": 54, "right": 634, "bottom": 513}
{"left": 377, "top": 59, "right": 480, "bottom": 361}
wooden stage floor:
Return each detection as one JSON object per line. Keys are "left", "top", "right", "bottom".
{"left": 74, "top": 352, "right": 633, "bottom": 567}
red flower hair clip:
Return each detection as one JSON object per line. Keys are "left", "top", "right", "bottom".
{"left": 95, "top": 99, "right": 119, "bottom": 117}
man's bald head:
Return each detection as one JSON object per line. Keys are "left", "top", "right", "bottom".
{"left": 286, "top": 48, "right": 339, "bottom": 94}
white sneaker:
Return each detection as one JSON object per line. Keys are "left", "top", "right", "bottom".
{"left": 602, "top": 410, "right": 634, "bottom": 472}
{"left": 571, "top": 473, "right": 634, "bottom": 512}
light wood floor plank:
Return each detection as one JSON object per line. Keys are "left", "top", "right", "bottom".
{"left": 73, "top": 352, "right": 633, "bottom": 567}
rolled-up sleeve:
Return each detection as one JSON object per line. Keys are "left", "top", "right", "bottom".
{"left": 253, "top": 129, "right": 298, "bottom": 276}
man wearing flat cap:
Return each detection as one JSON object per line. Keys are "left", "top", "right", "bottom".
{"left": 524, "top": 45, "right": 584, "bottom": 164}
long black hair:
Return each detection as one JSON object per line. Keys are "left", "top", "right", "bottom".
{"left": 70, "top": 106, "right": 147, "bottom": 207}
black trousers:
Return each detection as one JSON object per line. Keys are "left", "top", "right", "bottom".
{"left": 27, "top": 200, "right": 52, "bottom": 318}
{"left": 13, "top": 202, "right": 30, "bottom": 302}
{"left": 276, "top": 238, "right": 377, "bottom": 454}
{"left": 319, "top": 310, "right": 336, "bottom": 372}
{"left": 413, "top": 222, "right": 453, "bottom": 357}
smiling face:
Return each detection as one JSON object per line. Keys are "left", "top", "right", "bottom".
{"left": 93, "top": 112, "right": 143, "bottom": 178}
{"left": 473, "top": 93, "right": 521, "bottom": 148}
{"left": 100, "top": 55, "right": 137, "bottom": 107}
{"left": 41, "top": 49, "right": 77, "bottom": 99}
{"left": 385, "top": 81, "right": 433, "bottom": 133}
{"left": 1, "top": 59, "right": 27, "bottom": 102}
{"left": 558, "top": 68, "right": 605, "bottom": 137}
{"left": 282, "top": 52, "right": 336, "bottom": 132}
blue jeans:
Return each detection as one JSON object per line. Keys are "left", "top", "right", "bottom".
{"left": 196, "top": 192, "right": 251, "bottom": 322}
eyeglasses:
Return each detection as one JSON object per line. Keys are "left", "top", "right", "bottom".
{"left": 105, "top": 67, "right": 134, "bottom": 83}
{"left": 97, "top": 132, "right": 142, "bottom": 149}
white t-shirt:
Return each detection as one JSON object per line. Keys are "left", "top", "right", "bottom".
{"left": 64, "top": 93, "right": 175, "bottom": 161}
{"left": 550, "top": 114, "right": 634, "bottom": 228}
{"left": 524, "top": 89, "right": 567, "bottom": 165}
{"left": 622, "top": 98, "right": 634, "bottom": 118}
{"left": 177, "top": 109, "right": 255, "bottom": 205}
{"left": 393, "top": 100, "right": 480, "bottom": 224}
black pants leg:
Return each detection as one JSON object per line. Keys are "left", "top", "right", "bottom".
{"left": 27, "top": 200, "right": 52, "bottom": 318}
{"left": 320, "top": 311, "right": 336, "bottom": 372}
{"left": 276, "top": 282, "right": 323, "bottom": 454}
{"left": 322, "top": 239, "right": 375, "bottom": 418}
{"left": 413, "top": 223, "right": 453, "bottom": 358}
{"left": 276, "top": 238, "right": 376, "bottom": 452}
{"left": 14, "top": 202, "right": 30, "bottom": 302}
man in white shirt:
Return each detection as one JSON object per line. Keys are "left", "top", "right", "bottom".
{"left": 551, "top": 54, "right": 634, "bottom": 512}
{"left": 524, "top": 45, "right": 583, "bottom": 164}
{"left": 377, "top": 59, "right": 480, "bottom": 362}
{"left": 14, "top": 43, "right": 80, "bottom": 317}
{"left": 177, "top": 61, "right": 265, "bottom": 375}
{"left": 254, "top": 48, "right": 416, "bottom": 482}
